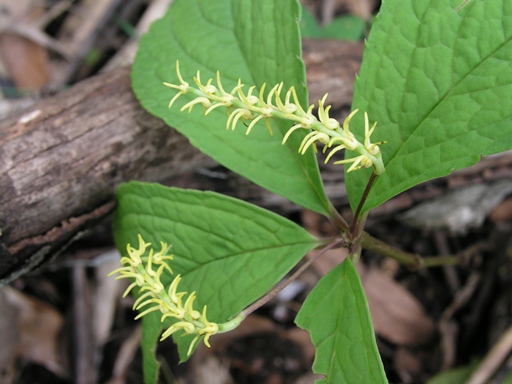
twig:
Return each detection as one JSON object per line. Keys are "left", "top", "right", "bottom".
{"left": 329, "top": 203, "right": 349, "bottom": 232}
{"left": 56, "top": 0, "right": 123, "bottom": 84}
{"left": 439, "top": 272, "right": 481, "bottom": 369}
{"left": 434, "top": 230, "right": 460, "bottom": 292}
{"left": 350, "top": 173, "right": 378, "bottom": 230}
{"left": 103, "top": 0, "right": 174, "bottom": 70}
{"left": 465, "top": 325, "right": 512, "bottom": 384}
{"left": 72, "top": 264, "right": 96, "bottom": 384}
{"left": 360, "top": 231, "right": 474, "bottom": 269}
{"left": 32, "top": 1, "right": 73, "bottom": 30}
{"left": 107, "top": 326, "right": 142, "bottom": 384}
{"left": 0, "top": 11, "right": 72, "bottom": 59}
{"left": 321, "top": 0, "right": 336, "bottom": 26}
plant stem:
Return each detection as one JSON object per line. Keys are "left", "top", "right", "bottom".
{"left": 349, "top": 172, "right": 378, "bottom": 235}
{"left": 241, "top": 237, "right": 345, "bottom": 317}
{"left": 360, "top": 231, "right": 477, "bottom": 269}
{"left": 329, "top": 202, "right": 349, "bottom": 232}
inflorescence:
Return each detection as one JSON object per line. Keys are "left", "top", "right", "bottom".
{"left": 109, "top": 234, "right": 243, "bottom": 356}
{"left": 163, "top": 60, "right": 385, "bottom": 175}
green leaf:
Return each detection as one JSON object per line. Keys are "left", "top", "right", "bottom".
{"left": 426, "top": 361, "right": 479, "bottom": 384}
{"left": 114, "top": 181, "right": 321, "bottom": 361}
{"left": 295, "top": 258, "right": 388, "bottom": 384}
{"left": 300, "top": 6, "right": 365, "bottom": 41}
{"left": 299, "top": 6, "right": 322, "bottom": 38}
{"left": 346, "top": 0, "right": 512, "bottom": 212}
{"left": 131, "top": 0, "right": 330, "bottom": 215}
{"left": 504, "top": 369, "right": 512, "bottom": 384}
{"left": 427, "top": 359, "right": 512, "bottom": 384}
{"left": 322, "top": 16, "right": 365, "bottom": 41}
{"left": 140, "top": 313, "right": 161, "bottom": 384}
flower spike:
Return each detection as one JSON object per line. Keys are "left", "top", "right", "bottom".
{"left": 163, "top": 60, "right": 386, "bottom": 174}
{"left": 109, "top": 235, "right": 244, "bottom": 356}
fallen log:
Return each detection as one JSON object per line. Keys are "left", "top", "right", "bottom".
{"left": 0, "top": 66, "right": 215, "bottom": 283}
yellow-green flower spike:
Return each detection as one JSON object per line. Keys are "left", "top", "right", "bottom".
{"left": 164, "top": 60, "right": 386, "bottom": 175}
{"left": 108, "top": 235, "right": 245, "bottom": 356}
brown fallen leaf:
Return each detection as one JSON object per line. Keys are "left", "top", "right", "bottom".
{"left": 0, "top": 33, "right": 50, "bottom": 91}
{"left": 489, "top": 196, "right": 512, "bottom": 222}
{"left": 3, "top": 286, "right": 68, "bottom": 378}
{"left": 359, "top": 264, "right": 436, "bottom": 346}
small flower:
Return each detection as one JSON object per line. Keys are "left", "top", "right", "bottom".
{"left": 109, "top": 235, "right": 243, "bottom": 356}
{"left": 321, "top": 109, "right": 360, "bottom": 163}
{"left": 333, "top": 154, "right": 373, "bottom": 173}
{"left": 274, "top": 84, "right": 298, "bottom": 115}
{"left": 163, "top": 61, "right": 190, "bottom": 108}
{"left": 182, "top": 96, "right": 212, "bottom": 113}
{"left": 226, "top": 107, "right": 254, "bottom": 131}
{"left": 163, "top": 61, "right": 386, "bottom": 175}
{"left": 317, "top": 94, "right": 339, "bottom": 130}
{"left": 363, "top": 112, "right": 385, "bottom": 155}
{"left": 298, "top": 131, "right": 330, "bottom": 154}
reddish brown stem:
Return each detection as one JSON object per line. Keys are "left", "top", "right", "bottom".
{"left": 349, "top": 172, "right": 378, "bottom": 235}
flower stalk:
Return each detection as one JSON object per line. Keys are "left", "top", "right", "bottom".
{"left": 163, "top": 61, "right": 386, "bottom": 175}
{"left": 109, "top": 234, "right": 244, "bottom": 356}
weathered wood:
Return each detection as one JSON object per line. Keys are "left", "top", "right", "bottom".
{"left": 303, "top": 39, "right": 363, "bottom": 109}
{"left": 0, "top": 67, "right": 214, "bottom": 283}
{"left": 0, "top": 39, "right": 364, "bottom": 283}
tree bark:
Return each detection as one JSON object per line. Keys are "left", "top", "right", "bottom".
{"left": 0, "top": 66, "right": 213, "bottom": 283}
{"left": 0, "top": 39, "right": 364, "bottom": 283}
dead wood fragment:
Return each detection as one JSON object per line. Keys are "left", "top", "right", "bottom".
{"left": 0, "top": 67, "right": 213, "bottom": 284}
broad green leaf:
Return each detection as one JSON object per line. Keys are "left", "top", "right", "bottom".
{"left": 114, "top": 181, "right": 321, "bottom": 361}
{"left": 131, "top": 0, "right": 330, "bottom": 215}
{"left": 295, "top": 258, "right": 387, "bottom": 384}
{"left": 346, "top": 0, "right": 512, "bottom": 212}
{"left": 300, "top": 6, "right": 365, "bottom": 41}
